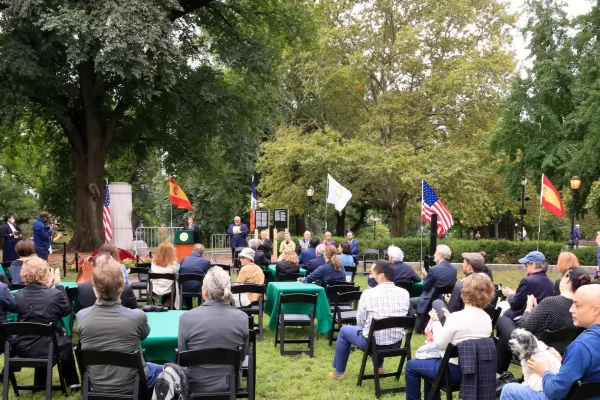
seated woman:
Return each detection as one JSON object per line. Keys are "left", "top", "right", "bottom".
{"left": 150, "top": 242, "right": 178, "bottom": 307}
{"left": 553, "top": 252, "right": 579, "bottom": 295}
{"left": 278, "top": 232, "right": 296, "bottom": 260}
{"left": 496, "top": 266, "right": 591, "bottom": 374}
{"left": 300, "top": 245, "right": 346, "bottom": 285}
{"left": 276, "top": 248, "right": 300, "bottom": 276}
{"left": 236, "top": 248, "right": 265, "bottom": 304}
{"left": 98, "top": 243, "right": 130, "bottom": 285}
{"left": 405, "top": 274, "right": 495, "bottom": 400}
{"left": 337, "top": 242, "right": 355, "bottom": 268}
{"left": 14, "top": 257, "right": 80, "bottom": 389}
{"left": 10, "top": 239, "right": 36, "bottom": 284}
{"left": 178, "top": 266, "right": 249, "bottom": 395}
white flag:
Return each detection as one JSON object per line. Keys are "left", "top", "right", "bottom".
{"left": 327, "top": 174, "right": 352, "bottom": 212}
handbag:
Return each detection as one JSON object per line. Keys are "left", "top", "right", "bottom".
{"left": 75, "top": 259, "right": 94, "bottom": 284}
{"left": 496, "top": 371, "right": 519, "bottom": 398}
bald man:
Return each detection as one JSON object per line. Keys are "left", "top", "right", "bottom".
{"left": 500, "top": 285, "right": 600, "bottom": 400}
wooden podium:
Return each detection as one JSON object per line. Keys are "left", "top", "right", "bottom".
{"left": 173, "top": 230, "right": 195, "bottom": 263}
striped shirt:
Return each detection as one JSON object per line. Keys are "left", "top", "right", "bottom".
{"left": 357, "top": 282, "right": 410, "bottom": 345}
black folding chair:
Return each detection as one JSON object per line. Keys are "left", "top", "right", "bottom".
{"left": 566, "top": 381, "right": 600, "bottom": 400}
{"left": 324, "top": 281, "right": 355, "bottom": 289}
{"left": 484, "top": 306, "right": 502, "bottom": 333}
{"left": 361, "top": 249, "right": 379, "bottom": 275}
{"left": 417, "top": 284, "right": 455, "bottom": 333}
{"left": 65, "top": 287, "right": 79, "bottom": 333}
{"left": 75, "top": 345, "right": 150, "bottom": 400}
{"left": 394, "top": 282, "right": 413, "bottom": 293}
{"left": 344, "top": 265, "right": 357, "bottom": 282}
{"left": 328, "top": 291, "right": 361, "bottom": 346}
{"left": 130, "top": 266, "right": 149, "bottom": 304}
{"left": 147, "top": 273, "right": 177, "bottom": 309}
{"left": 176, "top": 348, "right": 241, "bottom": 400}
{"left": 239, "top": 316, "right": 256, "bottom": 400}
{"left": 540, "top": 328, "right": 583, "bottom": 356}
{"left": 231, "top": 284, "right": 265, "bottom": 342}
{"left": 357, "top": 316, "right": 416, "bottom": 398}
{"left": 325, "top": 285, "right": 360, "bottom": 313}
{"left": 1, "top": 322, "right": 68, "bottom": 400}
{"left": 274, "top": 293, "right": 317, "bottom": 357}
{"left": 9, "top": 284, "right": 27, "bottom": 291}
{"left": 276, "top": 272, "right": 302, "bottom": 282}
{"left": 424, "top": 342, "right": 461, "bottom": 400}
{"left": 233, "top": 247, "right": 245, "bottom": 272}
{"left": 211, "top": 263, "right": 232, "bottom": 276}
{"left": 178, "top": 274, "right": 205, "bottom": 310}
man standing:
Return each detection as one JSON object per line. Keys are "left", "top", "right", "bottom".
{"left": 299, "top": 231, "right": 312, "bottom": 250}
{"left": 408, "top": 244, "right": 457, "bottom": 318}
{"left": 227, "top": 216, "right": 249, "bottom": 261}
{"left": 76, "top": 259, "right": 163, "bottom": 393}
{"left": 32, "top": 212, "right": 61, "bottom": 261}
{"left": 500, "top": 285, "right": 600, "bottom": 400}
{"left": 573, "top": 224, "right": 581, "bottom": 249}
{"left": 328, "top": 260, "right": 409, "bottom": 379}
{"left": 346, "top": 231, "right": 359, "bottom": 266}
{"left": 179, "top": 243, "right": 211, "bottom": 309}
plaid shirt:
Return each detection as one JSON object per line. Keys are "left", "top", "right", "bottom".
{"left": 356, "top": 282, "right": 410, "bottom": 345}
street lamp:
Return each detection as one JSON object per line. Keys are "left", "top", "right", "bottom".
{"left": 306, "top": 185, "right": 314, "bottom": 232}
{"left": 520, "top": 177, "right": 528, "bottom": 241}
{"left": 568, "top": 176, "right": 581, "bottom": 249}
{"left": 257, "top": 201, "right": 264, "bottom": 209}
{"left": 370, "top": 216, "right": 380, "bottom": 240}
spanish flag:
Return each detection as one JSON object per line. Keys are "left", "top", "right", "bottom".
{"left": 541, "top": 174, "right": 565, "bottom": 217}
{"left": 169, "top": 177, "right": 194, "bottom": 211}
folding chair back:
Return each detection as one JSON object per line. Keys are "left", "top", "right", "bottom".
{"left": 129, "top": 266, "right": 150, "bottom": 305}
{"left": 361, "top": 250, "right": 380, "bottom": 275}
{"left": 77, "top": 346, "right": 149, "bottom": 400}
{"left": 211, "top": 264, "right": 232, "bottom": 275}
{"left": 10, "top": 283, "right": 27, "bottom": 291}
{"left": 178, "top": 273, "right": 205, "bottom": 310}
{"left": 541, "top": 328, "right": 583, "bottom": 356}
{"left": 176, "top": 348, "right": 241, "bottom": 400}
{"left": 566, "top": 381, "right": 600, "bottom": 400}
{"left": 232, "top": 284, "right": 266, "bottom": 341}
{"left": 325, "top": 281, "right": 355, "bottom": 289}
{"left": 276, "top": 272, "right": 302, "bottom": 282}
{"left": 425, "top": 342, "right": 460, "bottom": 400}
{"left": 65, "top": 287, "right": 79, "bottom": 331}
{"left": 239, "top": 316, "right": 256, "bottom": 400}
{"left": 394, "top": 282, "right": 413, "bottom": 293}
{"left": 275, "top": 293, "right": 318, "bottom": 357}
{"left": 147, "top": 272, "right": 177, "bottom": 309}
{"left": 357, "top": 316, "right": 416, "bottom": 397}
{"left": 418, "top": 284, "right": 455, "bottom": 332}
{"left": 1, "top": 322, "right": 68, "bottom": 399}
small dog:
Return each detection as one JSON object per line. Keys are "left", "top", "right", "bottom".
{"left": 509, "top": 329, "right": 561, "bottom": 391}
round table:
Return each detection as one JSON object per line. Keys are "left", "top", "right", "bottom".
{"left": 142, "top": 310, "right": 185, "bottom": 363}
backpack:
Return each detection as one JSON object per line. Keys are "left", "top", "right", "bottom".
{"left": 152, "top": 363, "right": 189, "bottom": 400}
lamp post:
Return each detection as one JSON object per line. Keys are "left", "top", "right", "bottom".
{"left": 370, "top": 216, "right": 380, "bottom": 240}
{"left": 258, "top": 201, "right": 264, "bottom": 209}
{"left": 520, "top": 177, "right": 527, "bottom": 241}
{"left": 306, "top": 185, "right": 314, "bottom": 232}
{"left": 568, "top": 176, "right": 581, "bottom": 250}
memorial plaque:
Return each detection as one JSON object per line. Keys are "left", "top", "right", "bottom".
{"left": 255, "top": 210, "right": 269, "bottom": 229}
{"left": 274, "top": 209, "right": 289, "bottom": 229}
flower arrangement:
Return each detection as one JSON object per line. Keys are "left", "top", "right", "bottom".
{"left": 122, "top": 258, "right": 136, "bottom": 268}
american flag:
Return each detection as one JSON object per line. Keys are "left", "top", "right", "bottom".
{"left": 103, "top": 180, "right": 112, "bottom": 242}
{"left": 421, "top": 180, "right": 454, "bottom": 237}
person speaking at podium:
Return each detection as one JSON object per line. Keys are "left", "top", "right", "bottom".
{"left": 227, "top": 216, "right": 249, "bottom": 261}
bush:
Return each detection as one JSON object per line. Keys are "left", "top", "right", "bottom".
{"left": 293, "top": 236, "right": 598, "bottom": 265}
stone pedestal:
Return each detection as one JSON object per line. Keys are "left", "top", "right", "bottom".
{"left": 108, "top": 182, "right": 134, "bottom": 251}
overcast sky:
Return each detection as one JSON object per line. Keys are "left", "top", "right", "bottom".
{"left": 510, "top": 0, "right": 593, "bottom": 65}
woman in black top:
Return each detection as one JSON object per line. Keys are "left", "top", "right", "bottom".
{"left": 14, "top": 257, "right": 80, "bottom": 388}
{"left": 10, "top": 239, "right": 36, "bottom": 284}
{"left": 276, "top": 248, "right": 300, "bottom": 275}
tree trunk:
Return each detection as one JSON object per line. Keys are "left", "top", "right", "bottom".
{"left": 336, "top": 210, "right": 345, "bottom": 237}
{"left": 350, "top": 203, "right": 368, "bottom": 233}
{"left": 295, "top": 214, "right": 306, "bottom": 236}
{"left": 390, "top": 200, "right": 407, "bottom": 237}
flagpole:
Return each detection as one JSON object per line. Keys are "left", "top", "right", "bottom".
{"left": 420, "top": 179, "right": 424, "bottom": 269}
{"left": 324, "top": 174, "right": 329, "bottom": 232}
{"left": 537, "top": 174, "right": 543, "bottom": 251}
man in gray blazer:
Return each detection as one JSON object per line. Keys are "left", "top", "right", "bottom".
{"left": 178, "top": 266, "right": 249, "bottom": 394}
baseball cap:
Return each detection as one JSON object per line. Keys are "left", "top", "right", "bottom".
{"left": 518, "top": 251, "right": 546, "bottom": 264}
{"left": 461, "top": 252, "right": 485, "bottom": 270}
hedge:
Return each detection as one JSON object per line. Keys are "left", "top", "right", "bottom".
{"left": 292, "top": 236, "right": 598, "bottom": 266}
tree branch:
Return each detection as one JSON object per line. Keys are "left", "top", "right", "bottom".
{"left": 171, "top": 0, "right": 215, "bottom": 22}
{"left": 207, "top": 3, "right": 241, "bottom": 40}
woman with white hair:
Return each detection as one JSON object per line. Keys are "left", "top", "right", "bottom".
{"left": 178, "top": 266, "right": 249, "bottom": 394}
{"left": 368, "top": 246, "right": 421, "bottom": 288}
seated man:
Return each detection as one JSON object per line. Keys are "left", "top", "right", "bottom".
{"left": 328, "top": 260, "right": 409, "bottom": 379}
{"left": 76, "top": 259, "right": 163, "bottom": 393}
{"left": 500, "top": 285, "right": 600, "bottom": 400}
{"left": 307, "top": 244, "right": 326, "bottom": 274}
{"left": 79, "top": 281, "right": 138, "bottom": 310}
{"left": 369, "top": 245, "right": 421, "bottom": 288}
{"left": 179, "top": 243, "right": 211, "bottom": 309}
{"left": 179, "top": 266, "right": 248, "bottom": 394}
{"left": 248, "top": 239, "right": 269, "bottom": 268}
{"left": 299, "top": 238, "right": 320, "bottom": 268}
{"left": 408, "top": 244, "right": 457, "bottom": 317}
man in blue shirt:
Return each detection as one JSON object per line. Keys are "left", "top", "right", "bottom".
{"left": 179, "top": 244, "right": 211, "bottom": 309}
{"left": 32, "top": 212, "right": 58, "bottom": 261}
{"left": 299, "top": 238, "right": 319, "bottom": 268}
{"left": 500, "top": 284, "right": 600, "bottom": 400}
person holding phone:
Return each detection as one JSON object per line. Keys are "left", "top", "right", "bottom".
{"left": 2, "top": 215, "right": 22, "bottom": 263}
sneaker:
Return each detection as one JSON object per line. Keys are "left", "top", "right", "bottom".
{"left": 327, "top": 371, "right": 347, "bottom": 380}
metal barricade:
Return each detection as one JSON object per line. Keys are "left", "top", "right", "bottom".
{"left": 209, "top": 234, "right": 230, "bottom": 261}
{"left": 133, "top": 226, "right": 184, "bottom": 256}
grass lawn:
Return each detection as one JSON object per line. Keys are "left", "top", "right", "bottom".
{"left": 0, "top": 269, "right": 562, "bottom": 399}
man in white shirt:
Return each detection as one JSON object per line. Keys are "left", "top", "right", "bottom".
{"left": 299, "top": 231, "right": 312, "bottom": 250}
{"left": 328, "top": 260, "right": 410, "bottom": 379}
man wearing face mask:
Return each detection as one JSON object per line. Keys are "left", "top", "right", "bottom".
{"left": 2, "top": 215, "right": 22, "bottom": 263}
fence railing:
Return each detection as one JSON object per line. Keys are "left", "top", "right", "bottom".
{"left": 133, "top": 226, "right": 184, "bottom": 256}
{"left": 208, "top": 234, "right": 231, "bottom": 260}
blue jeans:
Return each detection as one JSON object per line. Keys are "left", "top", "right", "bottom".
{"left": 331, "top": 325, "right": 399, "bottom": 375}
{"left": 405, "top": 358, "right": 462, "bottom": 400}
{"left": 145, "top": 362, "right": 163, "bottom": 389}
{"left": 35, "top": 247, "right": 49, "bottom": 261}
{"left": 500, "top": 383, "right": 548, "bottom": 400}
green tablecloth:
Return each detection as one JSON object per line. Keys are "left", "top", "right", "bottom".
{"left": 142, "top": 310, "right": 185, "bottom": 363}
{"left": 266, "top": 265, "right": 306, "bottom": 282}
{"left": 8, "top": 281, "right": 79, "bottom": 336}
{"left": 264, "top": 282, "right": 331, "bottom": 334}
{"left": 411, "top": 281, "right": 423, "bottom": 297}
